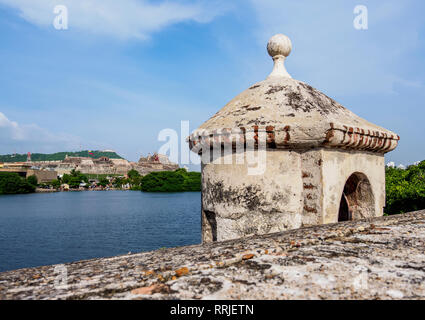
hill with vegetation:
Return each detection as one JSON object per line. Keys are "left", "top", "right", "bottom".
{"left": 0, "top": 150, "right": 124, "bottom": 162}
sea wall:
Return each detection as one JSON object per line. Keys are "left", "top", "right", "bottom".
{"left": 26, "top": 169, "right": 58, "bottom": 183}
{"left": 0, "top": 211, "right": 424, "bottom": 300}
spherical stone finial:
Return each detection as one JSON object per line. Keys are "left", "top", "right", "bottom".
{"left": 267, "top": 34, "right": 292, "bottom": 58}
{"left": 267, "top": 34, "right": 292, "bottom": 79}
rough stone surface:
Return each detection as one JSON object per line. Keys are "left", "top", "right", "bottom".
{"left": 201, "top": 150, "right": 304, "bottom": 241}
{"left": 189, "top": 77, "right": 399, "bottom": 152}
{"left": 1, "top": 211, "right": 424, "bottom": 300}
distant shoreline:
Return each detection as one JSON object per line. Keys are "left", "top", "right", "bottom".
{"left": 33, "top": 188, "right": 200, "bottom": 194}
{"left": 35, "top": 187, "right": 127, "bottom": 193}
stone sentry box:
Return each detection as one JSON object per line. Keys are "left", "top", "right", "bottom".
{"left": 189, "top": 34, "right": 399, "bottom": 243}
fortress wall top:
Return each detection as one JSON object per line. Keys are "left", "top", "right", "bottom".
{"left": 0, "top": 210, "right": 424, "bottom": 300}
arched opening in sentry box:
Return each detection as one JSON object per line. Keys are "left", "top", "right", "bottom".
{"left": 338, "top": 172, "right": 375, "bottom": 222}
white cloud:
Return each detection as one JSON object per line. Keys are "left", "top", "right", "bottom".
{"left": 386, "top": 162, "right": 395, "bottom": 168}
{"left": 0, "top": 0, "right": 228, "bottom": 39}
{"left": 0, "top": 111, "right": 82, "bottom": 153}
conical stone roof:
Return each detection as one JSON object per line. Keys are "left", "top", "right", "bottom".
{"left": 189, "top": 34, "right": 399, "bottom": 153}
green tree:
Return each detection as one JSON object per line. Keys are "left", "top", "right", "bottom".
{"left": 0, "top": 172, "right": 36, "bottom": 194}
{"left": 50, "top": 179, "right": 61, "bottom": 189}
{"left": 98, "top": 177, "right": 109, "bottom": 188}
{"left": 127, "top": 169, "right": 141, "bottom": 180}
{"left": 62, "top": 170, "right": 88, "bottom": 188}
{"left": 112, "top": 177, "right": 127, "bottom": 189}
{"left": 385, "top": 161, "right": 425, "bottom": 214}
{"left": 61, "top": 173, "right": 70, "bottom": 184}
{"left": 140, "top": 168, "right": 201, "bottom": 192}
{"left": 27, "top": 175, "right": 38, "bottom": 187}
{"left": 182, "top": 171, "right": 202, "bottom": 191}
{"left": 126, "top": 169, "right": 142, "bottom": 190}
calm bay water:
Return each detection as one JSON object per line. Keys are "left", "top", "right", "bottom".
{"left": 0, "top": 191, "right": 201, "bottom": 272}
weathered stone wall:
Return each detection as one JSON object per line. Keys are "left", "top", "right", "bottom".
{"left": 321, "top": 149, "right": 385, "bottom": 223}
{"left": 26, "top": 169, "right": 58, "bottom": 183}
{"left": 201, "top": 147, "right": 386, "bottom": 242}
{"left": 0, "top": 211, "right": 424, "bottom": 300}
{"left": 201, "top": 150, "right": 304, "bottom": 242}
{"left": 300, "top": 149, "right": 324, "bottom": 227}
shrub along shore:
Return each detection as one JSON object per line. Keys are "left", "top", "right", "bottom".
{"left": 0, "top": 168, "right": 201, "bottom": 195}
{"left": 0, "top": 172, "right": 37, "bottom": 194}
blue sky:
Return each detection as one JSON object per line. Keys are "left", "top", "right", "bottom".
{"left": 0, "top": 0, "right": 424, "bottom": 166}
